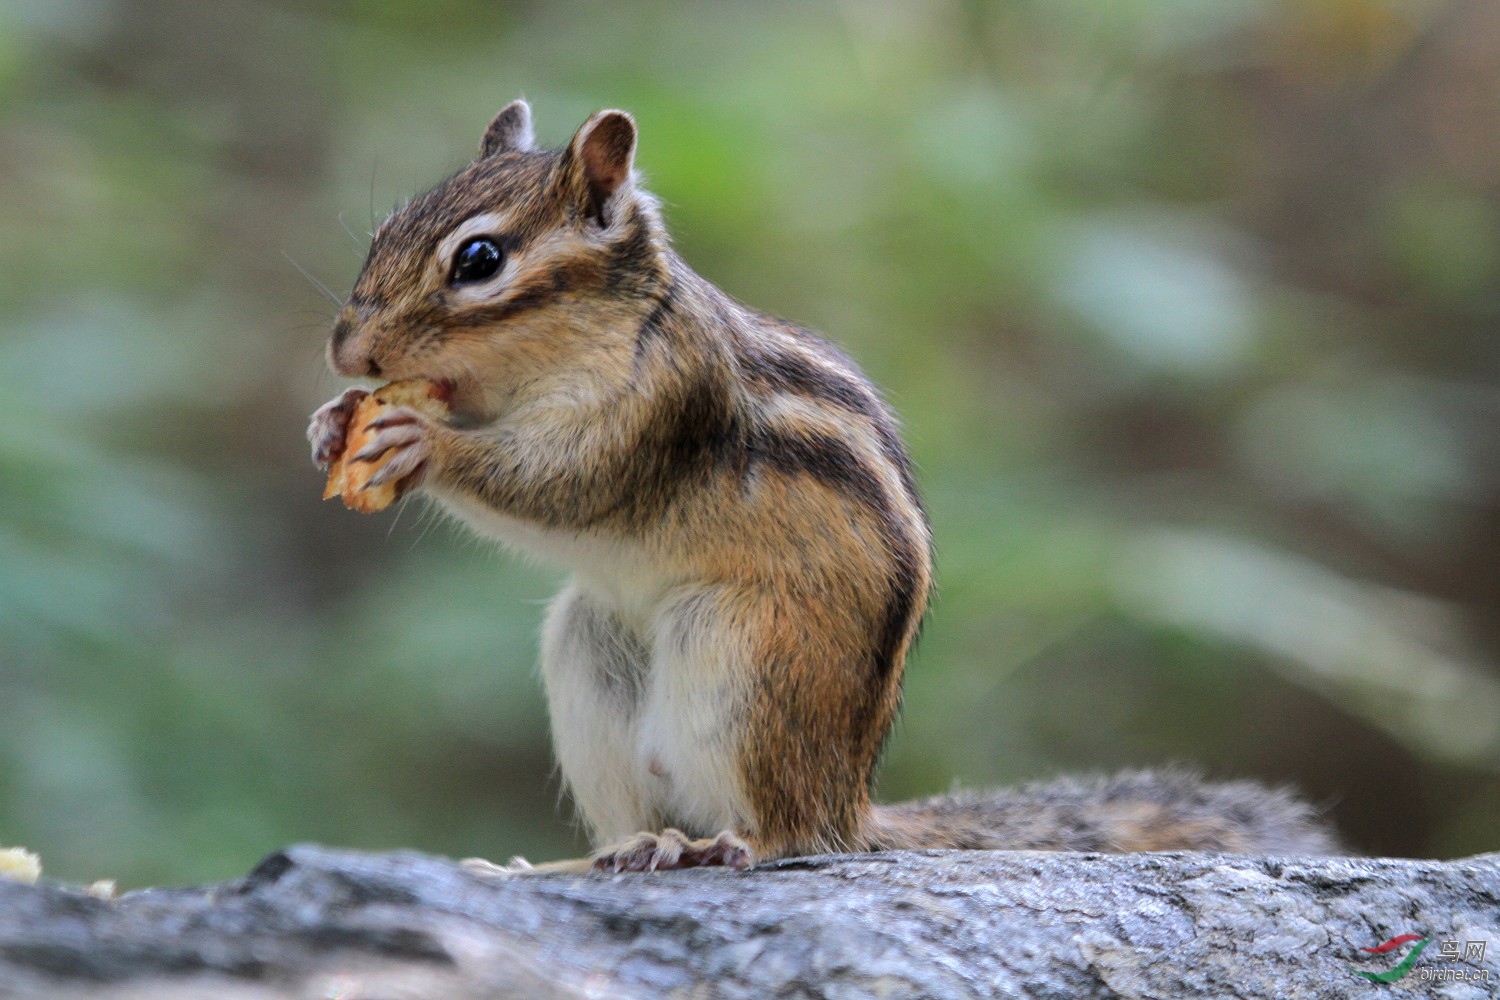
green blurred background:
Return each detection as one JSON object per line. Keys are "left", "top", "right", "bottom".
{"left": 2, "top": 0, "right": 1498, "bottom": 887}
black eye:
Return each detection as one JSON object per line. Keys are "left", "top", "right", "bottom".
{"left": 450, "top": 237, "right": 504, "bottom": 285}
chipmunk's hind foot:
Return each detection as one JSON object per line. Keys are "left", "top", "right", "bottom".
{"left": 592, "top": 828, "right": 752, "bottom": 872}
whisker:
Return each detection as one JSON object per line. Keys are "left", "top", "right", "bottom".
{"left": 282, "top": 253, "right": 344, "bottom": 308}
{"left": 336, "top": 211, "right": 367, "bottom": 252}
{"left": 369, "top": 161, "right": 379, "bottom": 234}
{"left": 411, "top": 502, "right": 443, "bottom": 549}
{"left": 388, "top": 493, "right": 411, "bottom": 536}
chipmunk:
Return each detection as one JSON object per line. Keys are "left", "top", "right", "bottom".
{"left": 308, "top": 100, "right": 1338, "bottom": 872}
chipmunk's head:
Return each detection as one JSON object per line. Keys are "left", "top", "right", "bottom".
{"left": 328, "top": 99, "right": 668, "bottom": 420}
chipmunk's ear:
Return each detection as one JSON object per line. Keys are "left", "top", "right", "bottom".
{"left": 559, "top": 109, "right": 637, "bottom": 225}
{"left": 479, "top": 99, "right": 534, "bottom": 157}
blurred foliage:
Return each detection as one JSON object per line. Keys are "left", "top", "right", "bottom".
{"left": 1, "top": 0, "right": 1498, "bottom": 887}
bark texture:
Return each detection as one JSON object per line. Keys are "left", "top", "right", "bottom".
{"left": 0, "top": 844, "right": 1496, "bottom": 999}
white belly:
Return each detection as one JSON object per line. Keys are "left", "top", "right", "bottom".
{"left": 538, "top": 582, "right": 752, "bottom": 844}
{"left": 429, "top": 487, "right": 752, "bottom": 841}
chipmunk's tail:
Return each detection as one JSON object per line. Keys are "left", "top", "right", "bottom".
{"left": 865, "top": 768, "right": 1341, "bottom": 855}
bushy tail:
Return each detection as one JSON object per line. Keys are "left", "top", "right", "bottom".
{"left": 865, "top": 769, "right": 1340, "bottom": 855}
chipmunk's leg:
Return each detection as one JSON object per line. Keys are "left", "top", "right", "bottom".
{"left": 465, "top": 585, "right": 754, "bottom": 877}
{"left": 677, "top": 584, "right": 884, "bottom": 864}
{"left": 492, "top": 579, "right": 877, "bottom": 876}
{"left": 566, "top": 586, "right": 759, "bottom": 873}
{"left": 541, "top": 584, "right": 663, "bottom": 843}
{"left": 466, "top": 584, "right": 660, "bottom": 877}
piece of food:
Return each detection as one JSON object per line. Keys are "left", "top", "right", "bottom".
{"left": 85, "top": 879, "right": 117, "bottom": 900}
{"left": 324, "top": 378, "right": 450, "bottom": 513}
{"left": 0, "top": 846, "right": 40, "bottom": 884}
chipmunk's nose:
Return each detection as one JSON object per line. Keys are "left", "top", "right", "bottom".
{"left": 328, "top": 313, "right": 379, "bottom": 378}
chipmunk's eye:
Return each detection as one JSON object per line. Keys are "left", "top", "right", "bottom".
{"left": 450, "top": 237, "right": 504, "bottom": 285}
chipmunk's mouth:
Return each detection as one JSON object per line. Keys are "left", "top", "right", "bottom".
{"left": 429, "top": 375, "right": 490, "bottom": 427}
{"left": 429, "top": 378, "right": 457, "bottom": 407}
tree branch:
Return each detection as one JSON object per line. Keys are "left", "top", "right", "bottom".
{"left": 1, "top": 845, "right": 1496, "bottom": 998}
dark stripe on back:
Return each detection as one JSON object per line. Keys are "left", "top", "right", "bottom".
{"left": 872, "top": 532, "right": 923, "bottom": 685}
{"left": 857, "top": 525, "right": 927, "bottom": 785}
{"left": 747, "top": 347, "right": 878, "bottom": 418}
{"left": 748, "top": 422, "right": 926, "bottom": 680}
{"left": 652, "top": 373, "right": 740, "bottom": 478}
{"left": 749, "top": 428, "right": 889, "bottom": 517}
{"left": 746, "top": 423, "right": 927, "bottom": 687}
{"left": 744, "top": 423, "right": 927, "bottom": 686}
{"left": 737, "top": 334, "right": 924, "bottom": 516}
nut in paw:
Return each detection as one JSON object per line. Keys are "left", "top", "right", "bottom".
{"left": 317, "top": 379, "right": 450, "bottom": 513}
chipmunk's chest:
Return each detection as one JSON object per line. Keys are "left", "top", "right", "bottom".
{"left": 429, "top": 486, "right": 677, "bottom": 621}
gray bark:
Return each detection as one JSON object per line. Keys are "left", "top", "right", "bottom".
{"left": 0, "top": 845, "right": 1496, "bottom": 999}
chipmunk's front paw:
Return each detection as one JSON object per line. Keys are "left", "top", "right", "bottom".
{"left": 592, "top": 829, "right": 752, "bottom": 873}
{"left": 352, "top": 407, "right": 434, "bottom": 488}
{"left": 307, "top": 387, "right": 369, "bottom": 468}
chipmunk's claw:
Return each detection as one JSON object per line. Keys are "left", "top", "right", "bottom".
{"left": 352, "top": 406, "right": 432, "bottom": 488}
{"left": 591, "top": 829, "right": 752, "bottom": 872}
{"left": 307, "top": 387, "right": 369, "bottom": 468}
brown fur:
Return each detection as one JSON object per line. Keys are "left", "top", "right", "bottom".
{"left": 316, "top": 102, "right": 1337, "bottom": 868}
{"left": 867, "top": 770, "right": 1340, "bottom": 855}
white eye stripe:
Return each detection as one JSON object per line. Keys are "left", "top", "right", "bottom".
{"left": 437, "top": 213, "right": 512, "bottom": 269}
